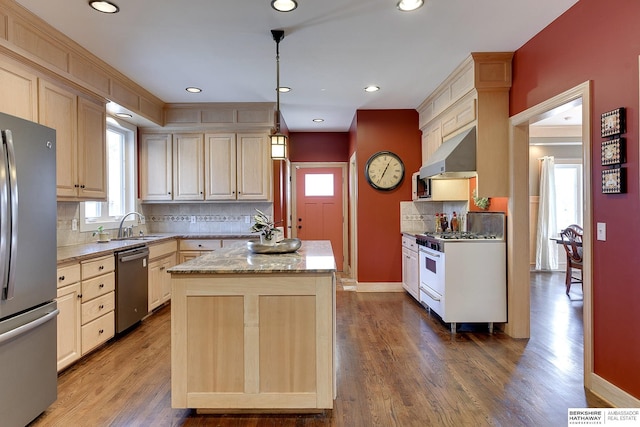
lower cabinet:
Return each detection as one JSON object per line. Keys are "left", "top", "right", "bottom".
{"left": 401, "top": 235, "right": 420, "bottom": 301}
{"left": 56, "top": 281, "right": 81, "bottom": 372}
{"left": 178, "top": 238, "right": 221, "bottom": 263}
{"left": 80, "top": 255, "right": 115, "bottom": 355}
{"left": 148, "top": 240, "right": 178, "bottom": 311}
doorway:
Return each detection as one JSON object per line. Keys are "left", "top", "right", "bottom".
{"left": 508, "top": 81, "right": 593, "bottom": 388}
{"left": 291, "top": 162, "right": 348, "bottom": 271}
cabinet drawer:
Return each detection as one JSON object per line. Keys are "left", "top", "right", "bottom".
{"left": 179, "top": 239, "right": 221, "bottom": 251}
{"left": 81, "top": 255, "right": 115, "bottom": 279}
{"left": 82, "top": 291, "right": 115, "bottom": 325}
{"left": 57, "top": 263, "right": 81, "bottom": 289}
{"left": 148, "top": 240, "right": 178, "bottom": 260}
{"left": 81, "top": 271, "right": 115, "bottom": 302}
{"left": 81, "top": 310, "right": 115, "bottom": 355}
{"left": 402, "top": 235, "right": 418, "bottom": 251}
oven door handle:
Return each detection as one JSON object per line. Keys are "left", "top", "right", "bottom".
{"left": 420, "top": 248, "right": 441, "bottom": 258}
{"left": 419, "top": 285, "right": 441, "bottom": 301}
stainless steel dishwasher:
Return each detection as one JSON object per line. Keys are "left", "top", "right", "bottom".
{"left": 115, "top": 245, "right": 149, "bottom": 334}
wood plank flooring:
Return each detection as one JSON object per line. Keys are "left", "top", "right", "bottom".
{"left": 29, "top": 272, "right": 607, "bottom": 426}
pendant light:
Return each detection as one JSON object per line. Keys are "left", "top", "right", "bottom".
{"left": 270, "top": 29, "right": 287, "bottom": 160}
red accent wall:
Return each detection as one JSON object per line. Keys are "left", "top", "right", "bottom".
{"left": 353, "top": 110, "right": 422, "bottom": 283}
{"left": 511, "top": 0, "right": 640, "bottom": 397}
{"left": 289, "top": 132, "right": 350, "bottom": 162}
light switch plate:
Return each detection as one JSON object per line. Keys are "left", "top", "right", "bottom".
{"left": 597, "top": 222, "right": 606, "bottom": 241}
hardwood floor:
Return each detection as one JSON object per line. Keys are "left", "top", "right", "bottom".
{"left": 30, "top": 272, "right": 607, "bottom": 427}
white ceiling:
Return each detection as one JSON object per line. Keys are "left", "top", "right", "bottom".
{"left": 15, "top": 0, "right": 579, "bottom": 132}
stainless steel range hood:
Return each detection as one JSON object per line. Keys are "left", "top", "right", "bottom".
{"left": 420, "top": 126, "right": 476, "bottom": 179}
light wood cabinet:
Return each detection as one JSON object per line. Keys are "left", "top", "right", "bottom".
{"left": 0, "top": 57, "right": 38, "bottom": 121}
{"left": 39, "top": 79, "right": 107, "bottom": 200}
{"left": 418, "top": 52, "right": 513, "bottom": 197}
{"left": 139, "top": 131, "right": 271, "bottom": 202}
{"left": 55, "top": 263, "right": 82, "bottom": 372}
{"left": 148, "top": 240, "right": 178, "bottom": 311}
{"left": 178, "top": 238, "right": 221, "bottom": 263}
{"left": 401, "top": 235, "right": 419, "bottom": 301}
{"left": 173, "top": 133, "right": 205, "bottom": 200}
{"left": 140, "top": 133, "right": 173, "bottom": 201}
{"left": 80, "top": 255, "right": 115, "bottom": 355}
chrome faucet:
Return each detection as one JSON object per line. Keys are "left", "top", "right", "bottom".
{"left": 117, "top": 211, "right": 144, "bottom": 239}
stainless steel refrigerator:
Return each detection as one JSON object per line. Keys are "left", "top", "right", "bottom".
{"left": 0, "top": 112, "right": 58, "bottom": 427}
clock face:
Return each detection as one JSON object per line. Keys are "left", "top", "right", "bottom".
{"left": 364, "top": 151, "right": 405, "bottom": 190}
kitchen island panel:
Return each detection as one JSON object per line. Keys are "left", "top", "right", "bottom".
{"left": 186, "top": 296, "right": 244, "bottom": 393}
{"left": 171, "top": 265, "right": 335, "bottom": 411}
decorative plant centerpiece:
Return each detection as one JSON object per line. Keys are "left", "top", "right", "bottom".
{"left": 250, "top": 209, "right": 281, "bottom": 244}
{"left": 92, "top": 225, "right": 110, "bottom": 242}
{"left": 472, "top": 189, "right": 490, "bottom": 210}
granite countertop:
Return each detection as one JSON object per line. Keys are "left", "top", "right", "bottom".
{"left": 56, "top": 232, "right": 256, "bottom": 264}
{"left": 168, "top": 240, "right": 336, "bottom": 274}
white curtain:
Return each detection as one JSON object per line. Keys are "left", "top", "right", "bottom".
{"left": 535, "top": 156, "right": 558, "bottom": 270}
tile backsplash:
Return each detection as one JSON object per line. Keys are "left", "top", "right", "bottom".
{"left": 400, "top": 201, "right": 468, "bottom": 233}
{"left": 57, "top": 201, "right": 273, "bottom": 247}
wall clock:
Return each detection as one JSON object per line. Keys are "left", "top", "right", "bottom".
{"left": 364, "top": 151, "right": 405, "bottom": 191}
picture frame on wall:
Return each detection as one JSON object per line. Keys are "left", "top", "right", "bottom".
{"left": 601, "top": 138, "right": 625, "bottom": 165}
{"left": 601, "top": 167, "right": 625, "bottom": 194}
{"left": 601, "top": 107, "right": 626, "bottom": 137}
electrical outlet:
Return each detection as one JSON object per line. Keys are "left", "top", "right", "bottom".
{"left": 597, "top": 222, "right": 606, "bottom": 241}
{"left": 190, "top": 215, "right": 196, "bottom": 224}
{"left": 71, "top": 218, "right": 78, "bottom": 231}
{"left": 245, "top": 215, "right": 250, "bottom": 224}
{"left": 140, "top": 216, "right": 145, "bottom": 225}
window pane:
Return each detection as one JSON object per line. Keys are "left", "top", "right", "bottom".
{"left": 84, "top": 201, "right": 101, "bottom": 218}
{"left": 554, "top": 164, "right": 581, "bottom": 232}
{"left": 107, "top": 129, "right": 125, "bottom": 217}
{"left": 305, "top": 174, "right": 334, "bottom": 196}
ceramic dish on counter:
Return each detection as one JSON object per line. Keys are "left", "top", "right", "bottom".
{"left": 247, "top": 238, "right": 302, "bottom": 254}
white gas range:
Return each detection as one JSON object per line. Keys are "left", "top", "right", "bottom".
{"left": 416, "top": 212, "right": 507, "bottom": 334}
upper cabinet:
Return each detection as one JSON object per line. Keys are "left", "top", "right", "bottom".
{"left": 418, "top": 52, "right": 513, "bottom": 198}
{"left": 38, "top": 80, "right": 107, "bottom": 201}
{"left": 140, "top": 131, "right": 272, "bottom": 202}
{"left": 0, "top": 57, "right": 38, "bottom": 121}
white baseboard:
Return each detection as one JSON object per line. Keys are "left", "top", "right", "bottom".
{"left": 355, "top": 282, "right": 404, "bottom": 292}
{"left": 590, "top": 373, "right": 640, "bottom": 407}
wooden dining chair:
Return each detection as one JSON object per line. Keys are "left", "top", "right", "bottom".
{"left": 560, "top": 225, "right": 583, "bottom": 295}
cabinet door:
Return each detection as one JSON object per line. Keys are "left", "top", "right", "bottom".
{"left": 38, "top": 80, "right": 78, "bottom": 198}
{"left": 173, "top": 134, "right": 204, "bottom": 200}
{"left": 160, "top": 256, "right": 174, "bottom": 304}
{"left": 77, "top": 97, "right": 107, "bottom": 200}
{"left": 422, "top": 121, "right": 442, "bottom": 166}
{"left": 236, "top": 133, "right": 271, "bottom": 200}
{"left": 148, "top": 258, "right": 163, "bottom": 311}
{"left": 205, "top": 133, "right": 236, "bottom": 200}
{"left": 140, "top": 133, "right": 173, "bottom": 201}
{"left": 56, "top": 283, "right": 82, "bottom": 372}
{"left": 0, "top": 58, "right": 38, "bottom": 121}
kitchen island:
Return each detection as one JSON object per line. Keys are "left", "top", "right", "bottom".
{"left": 168, "top": 240, "right": 336, "bottom": 413}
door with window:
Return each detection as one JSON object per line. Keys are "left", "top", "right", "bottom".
{"left": 295, "top": 166, "right": 344, "bottom": 271}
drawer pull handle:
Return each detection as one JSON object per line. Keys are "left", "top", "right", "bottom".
{"left": 99, "top": 265, "right": 104, "bottom": 270}
{"left": 99, "top": 283, "right": 104, "bottom": 288}
{"left": 77, "top": 294, "right": 82, "bottom": 299}
{"left": 99, "top": 304, "right": 104, "bottom": 310}
{"left": 98, "top": 329, "right": 104, "bottom": 334}
{"left": 58, "top": 275, "right": 65, "bottom": 281}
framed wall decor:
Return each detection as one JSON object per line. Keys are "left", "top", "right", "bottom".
{"left": 602, "top": 167, "right": 625, "bottom": 194}
{"left": 601, "top": 138, "right": 625, "bottom": 165}
{"left": 601, "top": 107, "right": 626, "bottom": 137}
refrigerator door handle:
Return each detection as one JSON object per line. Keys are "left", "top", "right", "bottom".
{"left": 0, "top": 131, "right": 10, "bottom": 300}
{"left": 0, "top": 308, "right": 59, "bottom": 345}
{"left": 4, "top": 130, "right": 18, "bottom": 300}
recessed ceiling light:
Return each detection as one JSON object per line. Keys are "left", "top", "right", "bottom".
{"left": 312, "top": 118, "right": 324, "bottom": 123}
{"left": 185, "top": 87, "right": 202, "bottom": 93}
{"left": 397, "top": 0, "right": 424, "bottom": 12}
{"left": 364, "top": 85, "right": 380, "bottom": 92}
{"left": 278, "top": 87, "right": 291, "bottom": 93}
{"left": 89, "top": 1, "right": 119, "bottom": 14}
{"left": 115, "top": 112, "right": 132, "bottom": 118}
{"left": 271, "top": 0, "right": 298, "bottom": 12}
